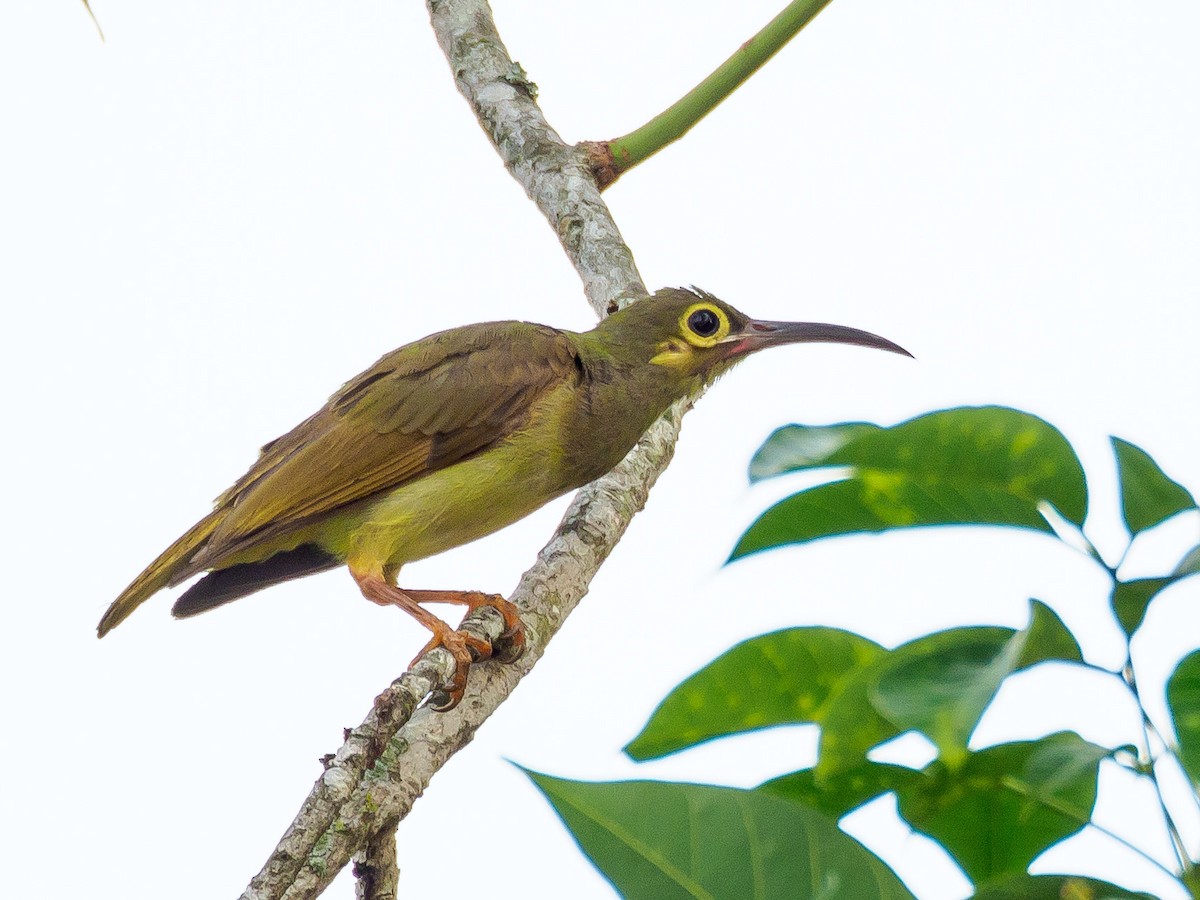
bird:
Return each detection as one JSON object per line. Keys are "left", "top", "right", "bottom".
{"left": 98, "top": 287, "right": 910, "bottom": 708}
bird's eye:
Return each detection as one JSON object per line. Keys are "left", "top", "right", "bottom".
{"left": 687, "top": 308, "right": 721, "bottom": 337}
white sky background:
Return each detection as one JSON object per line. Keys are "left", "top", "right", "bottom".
{"left": 2, "top": 1, "right": 1198, "bottom": 897}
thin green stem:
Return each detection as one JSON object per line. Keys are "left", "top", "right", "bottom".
{"left": 606, "top": 0, "right": 835, "bottom": 177}
{"left": 1078, "top": 528, "right": 1117, "bottom": 577}
{"left": 1089, "top": 821, "right": 1187, "bottom": 884}
{"left": 1039, "top": 505, "right": 1116, "bottom": 577}
{"left": 1078, "top": 539, "right": 1115, "bottom": 577}
{"left": 82, "top": 0, "right": 105, "bottom": 42}
{"left": 1112, "top": 537, "right": 1134, "bottom": 579}
{"left": 1124, "top": 651, "right": 1196, "bottom": 876}
{"left": 1096, "top": 531, "right": 1197, "bottom": 881}
{"left": 1000, "top": 773, "right": 1181, "bottom": 882}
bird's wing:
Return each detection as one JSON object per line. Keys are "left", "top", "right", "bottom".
{"left": 184, "top": 321, "right": 579, "bottom": 573}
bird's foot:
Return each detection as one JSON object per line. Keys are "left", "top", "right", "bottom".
{"left": 475, "top": 593, "right": 526, "bottom": 664}
{"left": 411, "top": 626, "right": 494, "bottom": 711}
{"left": 401, "top": 589, "right": 527, "bottom": 665}
{"left": 350, "top": 573, "right": 526, "bottom": 711}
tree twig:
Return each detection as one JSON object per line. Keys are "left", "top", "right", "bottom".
{"left": 240, "top": 629, "right": 488, "bottom": 900}
{"left": 239, "top": 0, "right": 707, "bottom": 896}
{"left": 426, "top": 0, "right": 646, "bottom": 315}
{"left": 584, "top": 0, "right": 835, "bottom": 189}
{"left": 272, "top": 410, "right": 689, "bottom": 899}
{"left": 352, "top": 827, "right": 399, "bottom": 900}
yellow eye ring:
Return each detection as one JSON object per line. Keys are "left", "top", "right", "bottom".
{"left": 679, "top": 303, "right": 730, "bottom": 348}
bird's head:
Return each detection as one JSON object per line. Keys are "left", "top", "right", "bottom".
{"left": 597, "top": 287, "right": 911, "bottom": 386}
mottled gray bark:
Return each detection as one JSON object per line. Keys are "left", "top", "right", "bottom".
{"left": 424, "top": 0, "right": 646, "bottom": 315}
{"left": 352, "top": 827, "right": 398, "bottom": 900}
{"left": 241, "top": 2, "right": 696, "bottom": 897}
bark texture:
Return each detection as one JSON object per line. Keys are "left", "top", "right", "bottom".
{"left": 241, "top": 2, "right": 698, "bottom": 896}
{"left": 426, "top": 0, "right": 645, "bottom": 315}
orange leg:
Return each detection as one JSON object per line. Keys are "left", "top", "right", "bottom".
{"left": 401, "top": 589, "right": 526, "bottom": 664}
{"left": 350, "top": 571, "right": 525, "bottom": 710}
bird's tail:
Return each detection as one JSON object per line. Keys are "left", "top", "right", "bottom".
{"left": 97, "top": 513, "right": 221, "bottom": 637}
{"left": 169, "top": 544, "right": 340, "bottom": 618}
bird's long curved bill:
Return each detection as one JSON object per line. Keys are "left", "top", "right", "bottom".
{"left": 735, "top": 320, "right": 913, "bottom": 358}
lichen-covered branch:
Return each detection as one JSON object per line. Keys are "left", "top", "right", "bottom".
{"left": 352, "top": 827, "right": 399, "bottom": 900}
{"left": 426, "top": 0, "right": 645, "bottom": 315}
{"left": 240, "top": 630, "right": 489, "bottom": 900}
{"left": 272, "top": 405, "right": 690, "bottom": 899}
{"left": 240, "top": 0, "right": 704, "bottom": 896}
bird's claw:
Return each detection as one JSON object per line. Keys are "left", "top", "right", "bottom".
{"left": 406, "top": 592, "right": 527, "bottom": 710}
{"left": 412, "top": 628, "right": 493, "bottom": 711}
{"left": 486, "top": 596, "right": 527, "bottom": 664}
{"left": 445, "top": 592, "right": 527, "bottom": 665}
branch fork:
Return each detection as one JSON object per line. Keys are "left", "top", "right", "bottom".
{"left": 239, "top": 0, "right": 817, "bottom": 893}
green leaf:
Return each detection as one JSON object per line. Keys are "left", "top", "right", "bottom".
{"left": 626, "top": 628, "right": 884, "bottom": 761}
{"left": 733, "top": 406, "right": 1087, "bottom": 560}
{"left": 1176, "top": 543, "right": 1200, "bottom": 577}
{"left": 1112, "top": 577, "right": 1174, "bottom": 636}
{"left": 1167, "top": 650, "right": 1200, "bottom": 788}
{"left": 869, "top": 628, "right": 1020, "bottom": 763}
{"left": 815, "top": 603, "right": 1081, "bottom": 778}
{"left": 1112, "top": 437, "right": 1196, "bottom": 534}
{"left": 812, "top": 652, "right": 905, "bottom": 780}
{"left": 1111, "top": 548, "right": 1200, "bottom": 636}
{"left": 868, "top": 602, "right": 1082, "bottom": 764}
{"left": 970, "top": 873, "right": 1157, "bottom": 900}
{"left": 527, "top": 772, "right": 914, "bottom": 900}
{"left": 1018, "top": 599, "right": 1085, "bottom": 669}
{"left": 733, "top": 478, "right": 1052, "bottom": 561}
{"left": 759, "top": 763, "right": 921, "bottom": 819}
{"left": 749, "top": 422, "right": 880, "bottom": 481}
{"left": 896, "top": 732, "right": 1109, "bottom": 882}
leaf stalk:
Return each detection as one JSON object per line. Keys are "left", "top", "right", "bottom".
{"left": 590, "top": 0, "right": 835, "bottom": 188}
